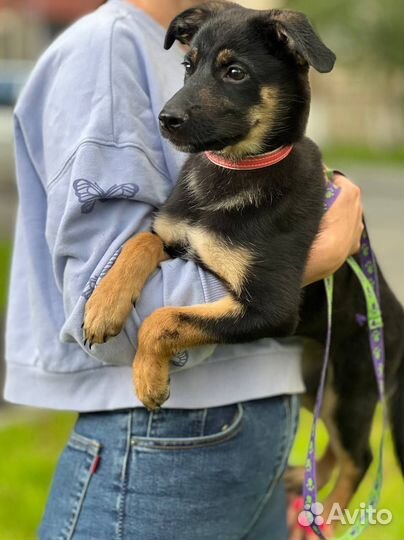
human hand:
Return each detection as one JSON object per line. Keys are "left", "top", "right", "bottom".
{"left": 303, "top": 172, "right": 364, "bottom": 286}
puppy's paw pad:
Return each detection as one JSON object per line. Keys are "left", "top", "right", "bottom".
{"left": 136, "top": 381, "right": 171, "bottom": 411}
{"left": 134, "top": 358, "right": 171, "bottom": 411}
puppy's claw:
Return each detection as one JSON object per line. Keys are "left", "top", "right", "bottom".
{"left": 137, "top": 381, "right": 171, "bottom": 411}
{"left": 83, "top": 296, "right": 133, "bottom": 346}
{"left": 148, "top": 405, "right": 160, "bottom": 413}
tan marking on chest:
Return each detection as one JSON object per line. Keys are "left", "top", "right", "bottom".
{"left": 184, "top": 169, "right": 204, "bottom": 198}
{"left": 203, "top": 189, "right": 264, "bottom": 212}
{"left": 154, "top": 215, "right": 252, "bottom": 295}
{"left": 187, "top": 227, "right": 252, "bottom": 295}
{"left": 153, "top": 214, "right": 190, "bottom": 246}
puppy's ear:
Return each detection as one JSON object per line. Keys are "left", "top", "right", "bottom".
{"left": 261, "top": 10, "right": 336, "bottom": 73}
{"left": 164, "top": 1, "right": 237, "bottom": 49}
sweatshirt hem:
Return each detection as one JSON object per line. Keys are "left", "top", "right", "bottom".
{"left": 4, "top": 352, "right": 305, "bottom": 412}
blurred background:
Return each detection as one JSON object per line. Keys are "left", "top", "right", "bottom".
{"left": 0, "top": 0, "right": 403, "bottom": 539}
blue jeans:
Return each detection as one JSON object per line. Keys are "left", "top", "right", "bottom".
{"left": 39, "top": 395, "right": 299, "bottom": 540}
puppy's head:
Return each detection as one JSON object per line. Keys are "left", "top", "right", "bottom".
{"left": 159, "top": 2, "right": 335, "bottom": 157}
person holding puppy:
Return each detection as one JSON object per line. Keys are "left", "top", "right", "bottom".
{"left": 5, "top": 1, "right": 362, "bottom": 538}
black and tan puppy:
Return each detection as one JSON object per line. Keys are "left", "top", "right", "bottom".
{"left": 83, "top": 2, "right": 404, "bottom": 515}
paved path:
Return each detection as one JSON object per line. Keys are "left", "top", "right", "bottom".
{"left": 340, "top": 163, "right": 404, "bottom": 303}
{"left": 0, "top": 403, "right": 54, "bottom": 430}
{"left": 0, "top": 107, "right": 15, "bottom": 240}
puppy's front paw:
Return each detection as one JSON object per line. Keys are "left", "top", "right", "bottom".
{"left": 134, "top": 351, "right": 170, "bottom": 411}
{"left": 83, "top": 283, "right": 134, "bottom": 346}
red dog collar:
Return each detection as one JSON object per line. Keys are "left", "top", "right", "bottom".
{"left": 205, "top": 145, "right": 293, "bottom": 171}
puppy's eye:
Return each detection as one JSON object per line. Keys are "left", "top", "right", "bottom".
{"left": 182, "top": 61, "right": 193, "bottom": 75}
{"left": 225, "top": 66, "right": 247, "bottom": 82}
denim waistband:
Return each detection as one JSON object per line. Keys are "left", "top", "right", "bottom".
{"left": 74, "top": 395, "right": 294, "bottom": 447}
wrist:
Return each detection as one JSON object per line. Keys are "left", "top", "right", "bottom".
{"left": 326, "top": 232, "right": 348, "bottom": 271}
{"left": 303, "top": 233, "right": 344, "bottom": 286}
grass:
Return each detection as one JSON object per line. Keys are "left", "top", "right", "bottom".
{"left": 0, "top": 409, "right": 402, "bottom": 540}
{"left": 290, "top": 408, "right": 404, "bottom": 540}
{"left": 322, "top": 145, "right": 404, "bottom": 167}
{"left": 0, "top": 412, "right": 75, "bottom": 540}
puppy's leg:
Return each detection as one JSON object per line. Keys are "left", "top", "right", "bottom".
{"left": 134, "top": 267, "right": 300, "bottom": 409}
{"left": 322, "top": 394, "right": 375, "bottom": 519}
{"left": 83, "top": 232, "right": 169, "bottom": 344}
{"left": 323, "top": 447, "right": 372, "bottom": 522}
{"left": 317, "top": 444, "right": 337, "bottom": 488}
{"left": 134, "top": 296, "right": 247, "bottom": 410}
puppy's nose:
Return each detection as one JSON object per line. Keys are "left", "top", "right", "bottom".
{"left": 159, "top": 110, "right": 188, "bottom": 132}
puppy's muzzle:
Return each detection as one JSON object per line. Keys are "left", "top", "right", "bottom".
{"left": 159, "top": 109, "right": 189, "bottom": 133}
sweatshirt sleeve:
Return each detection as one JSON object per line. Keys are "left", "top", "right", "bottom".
{"left": 47, "top": 140, "right": 226, "bottom": 367}
{"left": 14, "top": 10, "right": 226, "bottom": 368}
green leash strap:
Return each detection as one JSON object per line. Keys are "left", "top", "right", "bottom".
{"left": 303, "top": 172, "right": 387, "bottom": 539}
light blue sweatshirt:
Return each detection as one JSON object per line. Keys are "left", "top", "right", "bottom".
{"left": 4, "top": 0, "right": 304, "bottom": 411}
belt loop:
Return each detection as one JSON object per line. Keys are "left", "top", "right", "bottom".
{"left": 116, "top": 411, "right": 132, "bottom": 540}
{"left": 146, "top": 410, "right": 154, "bottom": 438}
{"left": 200, "top": 408, "right": 208, "bottom": 437}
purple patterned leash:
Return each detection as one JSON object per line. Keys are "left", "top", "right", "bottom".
{"left": 302, "top": 171, "right": 386, "bottom": 539}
